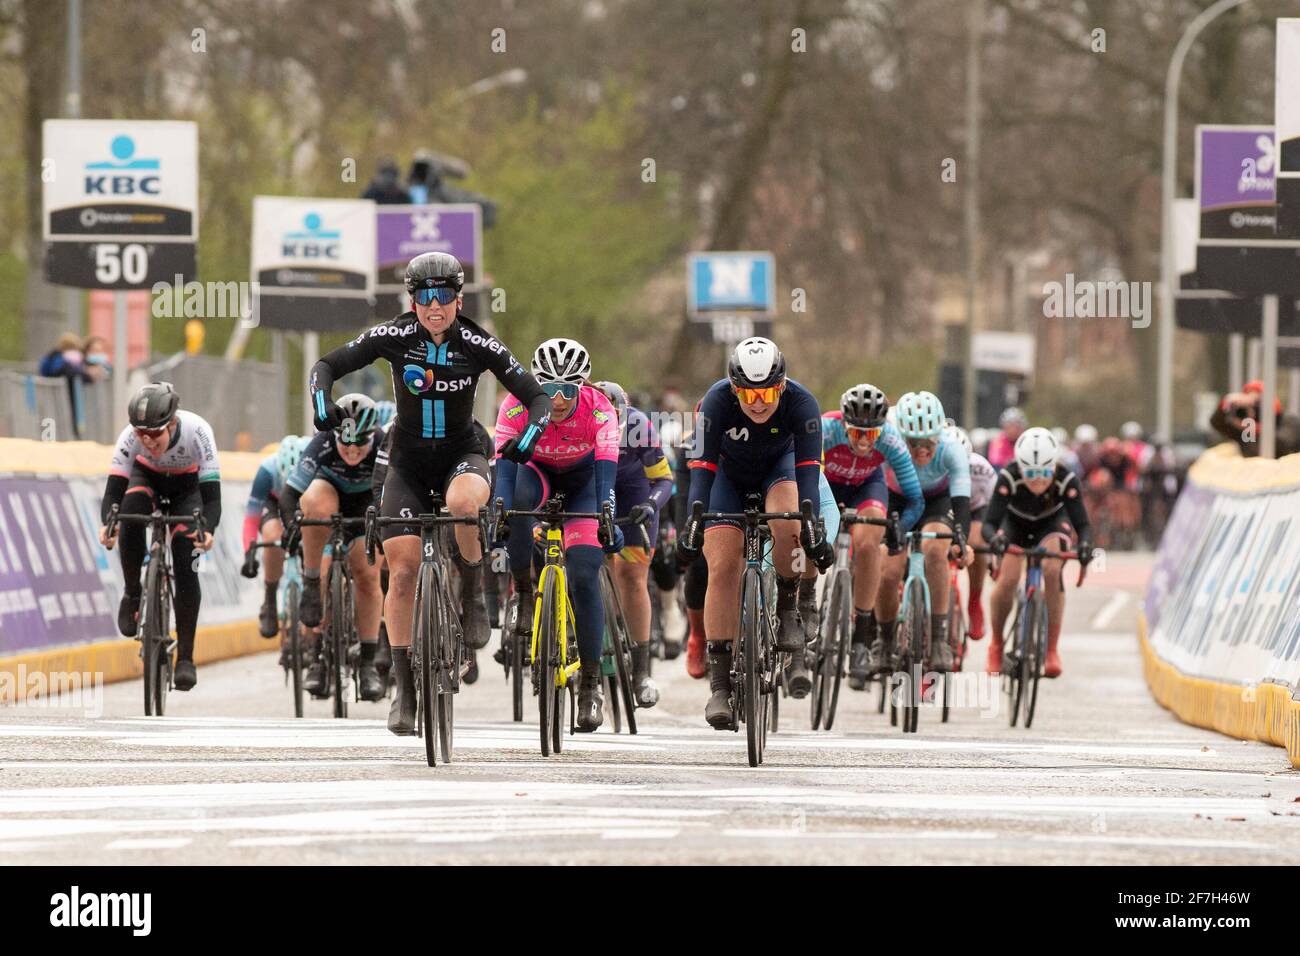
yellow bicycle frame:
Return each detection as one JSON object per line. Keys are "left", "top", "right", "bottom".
{"left": 531, "top": 525, "right": 582, "bottom": 688}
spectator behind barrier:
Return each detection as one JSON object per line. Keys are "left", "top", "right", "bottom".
{"left": 362, "top": 157, "right": 412, "bottom": 205}
{"left": 38, "top": 332, "right": 102, "bottom": 439}
{"left": 1209, "top": 380, "right": 1300, "bottom": 458}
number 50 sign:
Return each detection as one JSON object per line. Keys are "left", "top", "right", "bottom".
{"left": 43, "top": 120, "right": 199, "bottom": 289}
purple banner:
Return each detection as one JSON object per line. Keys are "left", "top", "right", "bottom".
{"left": 0, "top": 478, "right": 116, "bottom": 654}
{"left": 1143, "top": 481, "right": 1214, "bottom": 633}
{"left": 376, "top": 205, "right": 482, "bottom": 288}
{"left": 1197, "top": 127, "right": 1276, "bottom": 241}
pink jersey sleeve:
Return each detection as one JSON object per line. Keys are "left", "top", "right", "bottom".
{"left": 495, "top": 396, "right": 526, "bottom": 453}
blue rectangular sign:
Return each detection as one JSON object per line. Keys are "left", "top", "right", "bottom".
{"left": 688, "top": 252, "right": 776, "bottom": 317}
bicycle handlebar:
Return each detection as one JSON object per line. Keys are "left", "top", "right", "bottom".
{"left": 104, "top": 504, "right": 205, "bottom": 550}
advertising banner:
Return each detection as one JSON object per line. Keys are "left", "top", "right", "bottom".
{"left": 251, "top": 196, "right": 376, "bottom": 331}
{"left": 1196, "top": 126, "right": 1277, "bottom": 244}
{"left": 0, "top": 474, "right": 259, "bottom": 656}
{"left": 42, "top": 120, "right": 199, "bottom": 288}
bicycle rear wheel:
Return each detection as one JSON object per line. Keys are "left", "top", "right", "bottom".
{"left": 601, "top": 569, "right": 638, "bottom": 735}
{"left": 742, "top": 570, "right": 765, "bottom": 767}
{"left": 942, "top": 582, "right": 960, "bottom": 723}
{"left": 1023, "top": 593, "right": 1047, "bottom": 728}
{"left": 901, "top": 578, "right": 926, "bottom": 734}
{"left": 510, "top": 596, "right": 525, "bottom": 722}
{"left": 329, "top": 569, "right": 348, "bottom": 719}
{"left": 1007, "top": 598, "right": 1025, "bottom": 728}
{"left": 824, "top": 569, "right": 852, "bottom": 731}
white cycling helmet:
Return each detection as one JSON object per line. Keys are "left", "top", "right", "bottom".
{"left": 1051, "top": 426, "right": 1069, "bottom": 446}
{"left": 945, "top": 424, "right": 972, "bottom": 454}
{"left": 1014, "top": 426, "right": 1060, "bottom": 474}
{"left": 532, "top": 338, "right": 591, "bottom": 385}
{"left": 275, "top": 435, "right": 307, "bottom": 484}
{"left": 1120, "top": 420, "right": 1144, "bottom": 441}
{"left": 1074, "top": 423, "right": 1099, "bottom": 445}
{"left": 895, "top": 391, "right": 946, "bottom": 440}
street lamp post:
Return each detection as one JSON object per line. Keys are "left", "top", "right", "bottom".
{"left": 1158, "top": 0, "right": 1250, "bottom": 443}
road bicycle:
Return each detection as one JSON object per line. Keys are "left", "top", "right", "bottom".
{"left": 105, "top": 504, "right": 205, "bottom": 717}
{"left": 367, "top": 501, "right": 487, "bottom": 766}
{"left": 887, "top": 525, "right": 956, "bottom": 735}
{"left": 243, "top": 538, "right": 306, "bottom": 717}
{"left": 295, "top": 512, "right": 369, "bottom": 719}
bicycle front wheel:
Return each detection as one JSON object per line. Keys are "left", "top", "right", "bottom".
{"left": 823, "top": 569, "right": 852, "bottom": 731}
{"left": 286, "top": 581, "right": 303, "bottom": 718}
{"left": 433, "top": 566, "right": 455, "bottom": 763}
{"left": 154, "top": 574, "right": 172, "bottom": 717}
{"left": 537, "top": 575, "right": 557, "bottom": 757}
{"left": 414, "top": 562, "right": 437, "bottom": 766}
{"left": 1023, "top": 593, "right": 1047, "bottom": 728}
{"left": 742, "top": 570, "right": 765, "bottom": 767}
{"left": 510, "top": 596, "right": 525, "bottom": 722}
{"left": 1007, "top": 598, "right": 1025, "bottom": 728}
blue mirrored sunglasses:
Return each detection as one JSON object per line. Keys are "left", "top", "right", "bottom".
{"left": 413, "top": 285, "right": 459, "bottom": 306}
{"left": 1022, "top": 465, "right": 1054, "bottom": 480}
{"left": 541, "top": 382, "right": 580, "bottom": 400}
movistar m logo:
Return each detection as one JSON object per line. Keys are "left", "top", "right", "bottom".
{"left": 726, "top": 427, "right": 750, "bottom": 441}
{"left": 84, "top": 135, "right": 160, "bottom": 196}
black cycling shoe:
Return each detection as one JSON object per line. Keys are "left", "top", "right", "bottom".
{"left": 173, "top": 660, "right": 197, "bottom": 691}
{"left": 118, "top": 593, "right": 141, "bottom": 637}
{"left": 575, "top": 661, "right": 604, "bottom": 732}
{"left": 463, "top": 650, "right": 479, "bottom": 685}
{"left": 303, "top": 658, "right": 328, "bottom": 697}
{"left": 868, "top": 621, "right": 896, "bottom": 676}
{"left": 374, "top": 635, "right": 391, "bottom": 684}
{"left": 632, "top": 643, "right": 659, "bottom": 708}
{"left": 358, "top": 661, "right": 384, "bottom": 701}
{"left": 660, "top": 636, "right": 682, "bottom": 660}
{"left": 258, "top": 598, "right": 279, "bottom": 639}
{"left": 775, "top": 605, "right": 803, "bottom": 652}
{"left": 388, "top": 649, "right": 417, "bottom": 735}
{"left": 847, "top": 643, "right": 871, "bottom": 690}
{"left": 460, "top": 594, "right": 491, "bottom": 650}
{"left": 299, "top": 579, "right": 323, "bottom": 629}
{"left": 705, "top": 644, "right": 734, "bottom": 729}
{"left": 799, "top": 598, "right": 819, "bottom": 646}
{"left": 785, "top": 650, "right": 812, "bottom": 699}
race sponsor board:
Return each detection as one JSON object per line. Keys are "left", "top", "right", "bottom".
{"left": 0, "top": 475, "right": 259, "bottom": 656}
{"left": 42, "top": 120, "right": 199, "bottom": 288}
{"left": 375, "top": 205, "right": 483, "bottom": 319}
{"left": 251, "top": 196, "right": 376, "bottom": 331}
{"left": 687, "top": 252, "right": 776, "bottom": 318}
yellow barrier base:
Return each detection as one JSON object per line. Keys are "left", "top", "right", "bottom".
{"left": 0, "top": 620, "right": 276, "bottom": 705}
{"left": 1139, "top": 612, "right": 1300, "bottom": 768}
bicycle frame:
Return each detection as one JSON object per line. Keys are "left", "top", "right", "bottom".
{"left": 533, "top": 520, "right": 581, "bottom": 690}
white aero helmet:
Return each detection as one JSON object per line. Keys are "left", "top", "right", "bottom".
{"left": 1014, "top": 426, "right": 1060, "bottom": 475}
{"left": 895, "top": 391, "right": 946, "bottom": 441}
{"left": 945, "top": 424, "right": 972, "bottom": 454}
{"left": 1074, "top": 423, "right": 1099, "bottom": 445}
{"left": 728, "top": 336, "right": 785, "bottom": 389}
{"left": 532, "top": 338, "right": 591, "bottom": 385}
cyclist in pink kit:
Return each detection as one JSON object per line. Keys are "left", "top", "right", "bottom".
{"left": 494, "top": 338, "right": 625, "bottom": 731}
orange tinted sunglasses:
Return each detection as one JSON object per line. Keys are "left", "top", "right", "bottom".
{"left": 733, "top": 383, "right": 783, "bottom": 405}
{"left": 846, "top": 425, "right": 881, "bottom": 442}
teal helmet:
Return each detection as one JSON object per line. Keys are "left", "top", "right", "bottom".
{"left": 276, "top": 435, "right": 307, "bottom": 483}
{"left": 895, "top": 391, "right": 946, "bottom": 441}
{"left": 334, "top": 393, "right": 379, "bottom": 444}
{"left": 374, "top": 400, "right": 397, "bottom": 429}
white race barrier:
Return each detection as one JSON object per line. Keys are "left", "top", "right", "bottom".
{"left": 1140, "top": 443, "right": 1300, "bottom": 767}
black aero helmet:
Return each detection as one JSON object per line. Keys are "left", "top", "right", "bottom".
{"left": 128, "top": 382, "right": 180, "bottom": 429}
{"left": 404, "top": 251, "right": 464, "bottom": 295}
{"left": 840, "top": 383, "right": 889, "bottom": 428}
{"left": 727, "top": 337, "right": 785, "bottom": 389}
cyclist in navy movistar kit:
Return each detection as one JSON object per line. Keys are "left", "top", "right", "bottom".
{"left": 308, "top": 252, "right": 551, "bottom": 735}
{"left": 822, "top": 384, "right": 925, "bottom": 691}
{"left": 678, "top": 338, "right": 832, "bottom": 729}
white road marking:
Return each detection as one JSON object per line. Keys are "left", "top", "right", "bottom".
{"left": 1092, "top": 592, "right": 1129, "bottom": 630}
{"left": 105, "top": 837, "right": 192, "bottom": 850}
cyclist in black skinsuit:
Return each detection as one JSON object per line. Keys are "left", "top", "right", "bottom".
{"left": 308, "top": 252, "right": 550, "bottom": 735}
{"left": 99, "top": 383, "right": 220, "bottom": 692}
